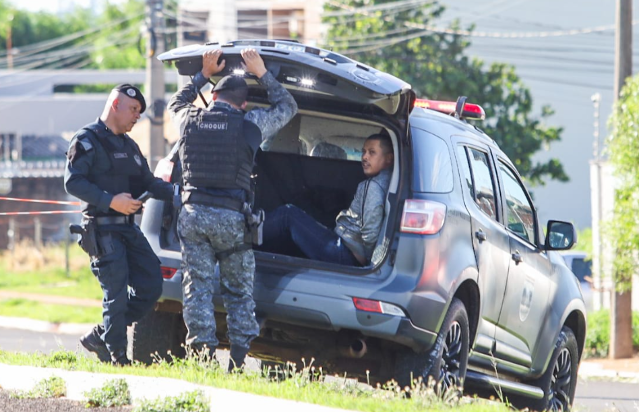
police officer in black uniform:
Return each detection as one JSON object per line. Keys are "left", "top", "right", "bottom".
{"left": 65, "top": 84, "right": 173, "bottom": 366}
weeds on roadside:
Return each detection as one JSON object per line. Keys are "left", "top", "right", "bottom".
{"left": 0, "top": 349, "right": 511, "bottom": 412}
{"left": 134, "top": 390, "right": 209, "bottom": 412}
{"left": 84, "top": 378, "right": 131, "bottom": 408}
{"left": 10, "top": 376, "right": 66, "bottom": 399}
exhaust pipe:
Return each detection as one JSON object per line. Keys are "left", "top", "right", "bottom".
{"left": 340, "top": 339, "right": 367, "bottom": 358}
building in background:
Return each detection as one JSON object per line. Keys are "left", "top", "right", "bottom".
{"left": 178, "top": 0, "right": 324, "bottom": 47}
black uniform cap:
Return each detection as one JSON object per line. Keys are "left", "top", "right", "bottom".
{"left": 213, "top": 75, "right": 248, "bottom": 92}
{"left": 113, "top": 84, "right": 146, "bottom": 114}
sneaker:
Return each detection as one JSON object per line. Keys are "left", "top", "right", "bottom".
{"left": 80, "top": 325, "right": 110, "bottom": 363}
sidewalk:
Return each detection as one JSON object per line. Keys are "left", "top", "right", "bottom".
{"left": 0, "top": 363, "right": 350, "bottom": 412}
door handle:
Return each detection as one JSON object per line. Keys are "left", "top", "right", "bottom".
{"left": 512, "top": 251, "right": 523, "bottom": 264}
{"left": 475, "top": 229, "right": 487, "bottom": 242}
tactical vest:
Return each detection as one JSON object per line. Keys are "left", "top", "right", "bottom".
{"left": 179, "top": 107, "right": 253, "bottom": 194}
{"left": 82, "top": 124, "right": 145, "bottom": 217}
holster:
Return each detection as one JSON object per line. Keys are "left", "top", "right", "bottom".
{"left": 241, "top": 204, "right": 265, "bottom": 246}
{"left": 69, "top": 219, "right": 100, "bottom": 258}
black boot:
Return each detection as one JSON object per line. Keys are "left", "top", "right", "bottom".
{"left": 111, "top": 349, "right": 131, "bottom": 367}
{"left": 189, "top": 343, "right": 217, "bottom": 362}
{"left": 80, "top": 325, "right": 110, "bottom": 363}
{"left": 228, "top": 345, "right": 250, "bottom": 373}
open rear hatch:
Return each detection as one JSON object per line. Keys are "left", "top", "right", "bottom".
{"left": 157, "top": 39, "right": 414, "bottom": 118}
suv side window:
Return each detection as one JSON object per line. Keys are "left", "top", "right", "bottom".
{"left": 498, "top": 161, "right": 536, "bottom": 243}
{"left": 456, "top": 146, "right": 497, "bottom": 220}
{"left": 412, "top": 128, "right": 454, "bottom": 193}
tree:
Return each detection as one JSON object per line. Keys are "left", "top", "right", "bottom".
{"left": 606, "top": 76, "right": 639, "bottom": 292}
{"left": 0, "top": 0, "right": 177, "bottom": 72}
{"left": 323, "top": 0, "right": 567, "bottom": 186}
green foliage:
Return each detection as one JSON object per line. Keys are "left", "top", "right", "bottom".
{"left": 134, "top": 390, "right": 209, "bottom": 412}
{"left": 0, "top": 0, "right": 179, "bottom": 70}
{"left": 11, "top": 376, "right": 66, "bottom": 399}
{"left": 323, "top": 0, "right": 567, "bottom": 186}
{"left": 584, "top": 310, "right": 639, "bottom": 358}
{"left": 606, "top": 75, "right": 639, "bottom": 290}
{"left": 575, "top": 227, "right": 593, "bottom": 258}
{"left": 84, "top": 378, "right": 131, "bottom": 408}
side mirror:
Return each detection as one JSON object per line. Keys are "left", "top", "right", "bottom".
{"left": 545, "top": 220, "right": 577, "bottom": 251}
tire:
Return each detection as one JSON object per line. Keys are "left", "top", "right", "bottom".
{"left": 130, "top": 310, "right": 187, "bottom": 365}
{"left": 394, "top": 298, "right": 469, "bottom": 394}
{"left": 527, "top": 326, "right": 579, "bottom": 412}
{"left": 260, "top": 360, "right": 292, "bottom": 381}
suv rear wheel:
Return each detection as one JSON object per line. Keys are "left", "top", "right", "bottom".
{"left": 130, "top": 310, "right": 187, "bottom": 365}
{"left": 394, "top": 298, "right": 469, "bottom": 393}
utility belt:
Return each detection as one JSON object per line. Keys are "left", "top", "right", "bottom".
{"left": 182, "top": 190, "right": 265, "bottom": 247}
{"left": 69, "top": 215, "right": 123, "bottom": 259}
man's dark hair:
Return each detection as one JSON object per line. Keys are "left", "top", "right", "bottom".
{"left": 217, "top": 87, "right": 248, "bottom": 107}
{"left": 366, "top": 132, "right": 393, "bottom": 155}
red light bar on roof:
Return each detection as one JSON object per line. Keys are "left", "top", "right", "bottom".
{"left": 414, "top": 98, "right": 485, "bottom": 120}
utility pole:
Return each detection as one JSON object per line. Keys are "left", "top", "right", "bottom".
{"left": 145, "top": 0, "right": 166, "bottom": 169}
{"left": 591, "top": 92, "right": 604, "bottom": 310}
{"left": 610, "top": 0, "right": 633, "bottom": 360}
{"left": 6, "top": 13, "right": 13, "bottom": 70}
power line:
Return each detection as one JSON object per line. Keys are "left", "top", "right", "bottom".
{"left": 0, "top": 13, "right": 144, "bottom": 60}
{"left": 404, "top": 20, "right": 639, "bottom": 39}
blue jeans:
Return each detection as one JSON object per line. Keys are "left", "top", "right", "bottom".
{"left": 263, "top": 204, "right": 359, "bottom": 266}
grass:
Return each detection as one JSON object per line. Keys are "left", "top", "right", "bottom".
{"left": 10, "top": 376, "right": 66, "bottom": 399}
{"left": 0, "top": 241, "right": 103, "bottom": 324}
{"left": 0, "top": 240, "right": 101, "bottom": 300}
{"left": 0, "top": 298, "right": 102, "bottom": 324}
{"left": 0, "top": 350, "right": 512, "bottom": 412}
{"left": 135, "top": 390, "right": 209, "bottom": 412}
{"left": 84, "top": 378, "right": 131, "bottom": 407}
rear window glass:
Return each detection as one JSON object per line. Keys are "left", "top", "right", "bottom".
{"left": 412, "top": 128, "right": 454, "bottom": 193}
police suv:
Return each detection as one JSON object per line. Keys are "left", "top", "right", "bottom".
{"left": 137, "top": 39, "right": 586, "bottom": 411}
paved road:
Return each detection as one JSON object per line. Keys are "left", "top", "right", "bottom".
{"left": 1, "top": 326, "right": 638, "bottom": 411}
{"left": 574, "top": 380, "right": 639, "bottom": 412}
{"left": 0, "top": 326, "right": 87, "bottom": 356}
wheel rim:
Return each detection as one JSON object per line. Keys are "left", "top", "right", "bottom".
{"left": 440, "top": 320, "right": 463, "bottom": 391}
{"left": 548, "top": 347, "right": 573, "bottom": 411}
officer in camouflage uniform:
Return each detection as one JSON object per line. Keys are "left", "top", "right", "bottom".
{"left": 168, "top": 48, "right": 297, "bottom": 371}
{"left": 65, "top": 84, "right": 174, "bottom": 365}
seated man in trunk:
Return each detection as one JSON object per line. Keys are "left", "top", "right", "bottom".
{"left": 262, "top": 133, "right": 393, "bottom": 266}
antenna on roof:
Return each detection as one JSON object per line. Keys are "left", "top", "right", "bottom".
{"left": 454, "top": 96, "right": 467, "bottom": 120}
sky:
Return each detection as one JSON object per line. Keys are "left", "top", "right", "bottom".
{"left": 8, "top": 0, "right": 122, "bottom": 13}
{"left": 438, "top": 0, "right": 637, "bottom": 230}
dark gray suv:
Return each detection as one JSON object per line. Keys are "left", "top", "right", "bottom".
{"left": 135, "top": 39, "right": 586, "bottom": 411}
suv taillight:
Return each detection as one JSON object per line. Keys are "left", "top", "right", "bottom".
{"left": 400, "top": 199, "right": 446, "bottom": 235}
{"left": 154, "top": 158, "right": 174, "bottom": 182}
{"left": 161, "top": 266, "right": 177, "bottom": 279}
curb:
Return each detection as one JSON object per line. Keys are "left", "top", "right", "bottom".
{"left": 0, "top": 316, "right": 93, "bottom": 335}
{"left": 579, "top": 361, "right": 639, "bottom": 381}
{"left": 0, "top": 363, "right": 350, "bottom": 412}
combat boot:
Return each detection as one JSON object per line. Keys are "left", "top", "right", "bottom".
{"left": 111, "top": 349, "right": 132, "bottom": 367}
{"left": 189, "top": 343, "right": 218, "bottom": 365}
{"left": 228, "top": 345, "right": 250, "bottom": 373}
{"left": 80, "top": 325, "right": 110, "bottom": 363}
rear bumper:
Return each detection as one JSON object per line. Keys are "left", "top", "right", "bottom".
{"left": 157, "top": 253, "right": 438, "bottom": 352}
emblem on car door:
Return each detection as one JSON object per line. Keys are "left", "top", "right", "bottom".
{"left": 519, "top": 279, "right": 534, "bottom": 322}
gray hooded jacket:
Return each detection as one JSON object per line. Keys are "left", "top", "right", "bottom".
{"left": 334, "top": 168, "right": 391, "bottom": 264}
